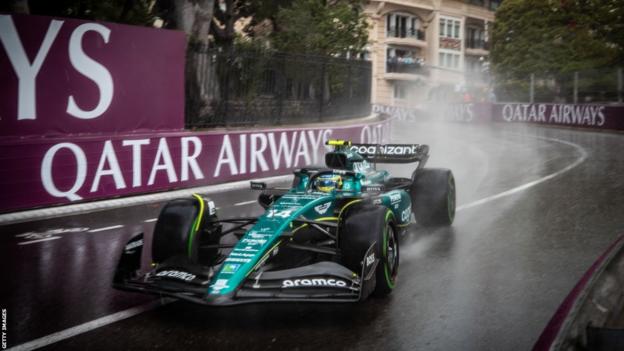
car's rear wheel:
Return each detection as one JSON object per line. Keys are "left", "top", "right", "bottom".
{"left": 339, "top": 203, "right": 399, "bottom": 299}
{"left": 410, "top": 168, "right": 455, "bottom": 226}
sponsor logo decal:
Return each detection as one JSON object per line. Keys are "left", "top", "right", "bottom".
{"left": 401, "top": 206, "right": 411, "bottom": 222}
{"left": 156, "top": 270, "right": 196, "bottom": 282}
{"left": 124, "top": 239, "right": 143, "bottom": 252}
{"left": 349, "top": 144, "right": 422, "bottom": 156}
{"left": 282, "top": 194, "right": 318, "bottom": 201}
{"left": 363, "top": 185, "right": 382, "bottom": 192}
{"left": 210, "top": 279, "right": 229, "bottom": 291}
{"left": 248, "top": 232, "right": 271, "bottom": 239}
{"left": 241, "top": 238, "right": 267, "bottom": 246}
{"left": 388, "top": 191, "right": 402, "bottom": 204}
{"left": 225, "top": 257, "right": 251, "bottom": 263}
{"left": 282, "top": 278, "right": 348, "bottom": 288}
{"left": 365, "top": 252, "right": 375, "bottom": 267}
{"left": 230, "top": 252, "right": 255, "bottom": 258}
{"left": 314, "top": 202, "right": 331, "bottom": 214}
{"left": 222, "top": 263, "right": 241, "bottom": 274}
{"left": 207, "top": 200, "right": 217, "bottom": 215}
{"left": 240, "top": 246, "right": 259, "bottom": 252}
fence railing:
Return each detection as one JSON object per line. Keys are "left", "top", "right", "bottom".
{"left": 386, "top": 59, "right": 428, "bottom": 75}
{"left": 494, "top": 68, "right": 624, "bottom": 104}
{"left": 465, "top": 39, "right": 489, "bottom": 50}
{"left": 387, "top": 26, "right": 426, "bottom": 41}
{"left": 185, "top": 46, "right": 372, "bottom": 128}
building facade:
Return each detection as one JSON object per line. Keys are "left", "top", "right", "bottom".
{"left": 364, "top": 0, "right": 499, "bottom": 106}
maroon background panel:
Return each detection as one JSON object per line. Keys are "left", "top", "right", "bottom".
{"left": 0, "top": 120, "right": 391, "bottom": 213}
{"left": 0, "top": 13, "right": 185, "bottom": 137}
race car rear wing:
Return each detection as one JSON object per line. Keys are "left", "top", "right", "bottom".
{"left": 349, "top": 143, "right": 429, "bottom": 164}
{"left": 326, "top": 140, "right": 429, "bottom": 166}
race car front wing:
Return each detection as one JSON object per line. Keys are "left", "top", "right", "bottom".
{"left": 113, "top": 234, "right": 378, "bottom": 305}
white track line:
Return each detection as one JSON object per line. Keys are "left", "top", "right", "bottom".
{"left": 456, "top": 135, "right": 587, "bottom": 212}
{"left": 7, "top": 134, "right": 588, "bottom": 351}
{"left": 17, "top": 237, "right": 61, "bottom": 245}
{"left": 87, "top": 225, "right": 124, "bottom": 233}
{"left": 233, "top": 200, "right": 257, "bottom": 206}
{"left": 6, "top": 299, "right": 173, "bottom": 351}
{"left": 143, "top": 218, "right": 158, "bottom": 223}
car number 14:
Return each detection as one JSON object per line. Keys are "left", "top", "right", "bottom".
{"left": 266, "top": 209, "right": 294, "bottom": 218}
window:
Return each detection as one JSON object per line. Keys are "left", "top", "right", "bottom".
{"left": 387, "top": 13, "right": 423, "bottom": 39}
{"left": 393, "top": 83, "right": 407, "bottom": 99}
{"left": 439, "top": 17, "right": 461, "bottom": 39}
{"left": 489, "top": 0, "right": 501, "bottom": 11}
{"left": 466, "top": 27, "right": 485, "bottom": 48}
{"left": 439, "top": 52, "right": 461, "bottom": 69}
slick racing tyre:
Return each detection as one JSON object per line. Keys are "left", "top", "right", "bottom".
{"left": 152, "top": 196, "right": 218, "bottom": 263}
{"left": 339, "top": 203, "right": 399, "bottom": 298}
{"left": 410, "top": 168, "right": 456, "bottom": 227}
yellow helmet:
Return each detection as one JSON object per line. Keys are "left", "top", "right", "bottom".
{"left": 315, "top": 174, "right": 342, "bottom": 193}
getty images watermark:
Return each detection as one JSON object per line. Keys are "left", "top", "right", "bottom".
{"left": 1, "top": 308, "right": 6, "bottom": 349}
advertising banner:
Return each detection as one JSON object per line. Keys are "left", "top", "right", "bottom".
{"left": 0, "top": 119, "right": 390, "bottom": 213}
{"left": 0, "top": 14, "right": 186, "bottom": 137}
{"left": 373, "top": 103, "right": 492, "bottom": 123}
{"left": 492, "top": 103, "right": 624, "bottom": 130}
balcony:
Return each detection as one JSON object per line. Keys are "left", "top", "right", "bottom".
{"left": 385, "top": 58, "right": 429, "bottom": 81}
{"left": 386, "top": 26, "right": 427, "bottom": 48}
{"left": 465, "top": 38, "right": 490, "bottom": 55}
{"left": 465, "top": 39, "right": 489, "bottom": 50}
{"left": 387, "top": 26, "right": 426, "bottom": 41}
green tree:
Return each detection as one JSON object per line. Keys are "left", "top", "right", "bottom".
{"left": 491, "top": 0, "right": 623, "bottom": 101}
{"left": 271, "top": 0, "right": 369, "bottom": 56}
{"left": 492, "top": 0, "right": 621, "bottom": 77}
{"left": 23, "top": 0, "right": 155, "bottom": 26}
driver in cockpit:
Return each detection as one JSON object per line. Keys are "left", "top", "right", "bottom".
{"left": 314, "top": 174, "right": 343, "bottom": 193}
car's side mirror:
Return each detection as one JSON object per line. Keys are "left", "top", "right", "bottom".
{"left": 257, "top": 193, "right": 274, "bottom": 209}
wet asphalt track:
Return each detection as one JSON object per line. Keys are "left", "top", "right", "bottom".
{"left": 2, "top": 120, "right": 624, "bottom": 350}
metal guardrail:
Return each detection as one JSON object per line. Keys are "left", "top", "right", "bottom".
{"left": 185, "top": 46, "right": 372, "bottom": 128}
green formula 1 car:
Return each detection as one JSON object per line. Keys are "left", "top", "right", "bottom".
{"left": 113, "top": 140, "right": 456, "bottom": 305}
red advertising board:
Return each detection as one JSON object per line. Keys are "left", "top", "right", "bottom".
{"left": 0, "top": 120, "right": 390, "bottom": 213}
{"left": 0, "top": 13, "right": 186, "bottom": 137}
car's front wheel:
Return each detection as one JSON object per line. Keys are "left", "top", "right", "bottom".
{"left": 152, "top": 195, "right": 219, "bottom": 264}
{"left": 339, "top": 202, "right": 399, "bottom": 299}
